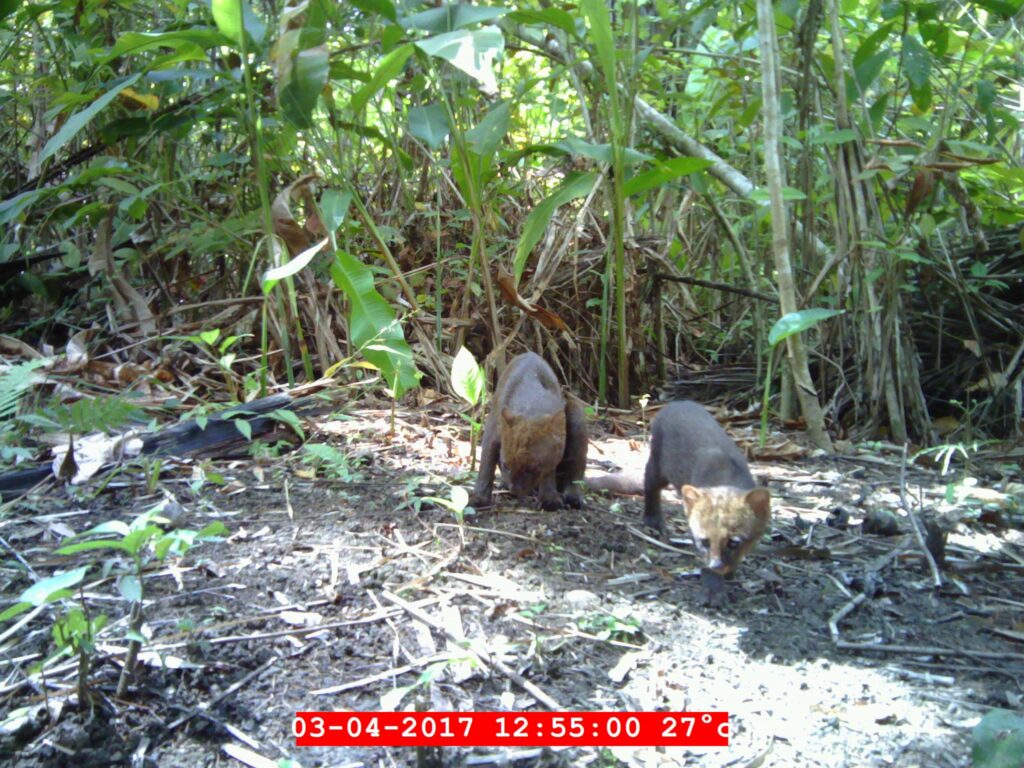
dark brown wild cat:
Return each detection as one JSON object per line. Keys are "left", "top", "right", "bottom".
{"left": 588, "top": 400, "right": 770, "bottom": 576}
{"left": 646, "top": 401, "right": 770, "bottom": 575}
{"left": 469, "top": 352, "right": 587, "bottom": 510}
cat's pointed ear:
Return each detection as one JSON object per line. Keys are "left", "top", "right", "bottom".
{"left": 744, "top": 488, "right": 771, "bottom": 521}
{"left": 681, "top": 485, "right": 703, "bottom": 508}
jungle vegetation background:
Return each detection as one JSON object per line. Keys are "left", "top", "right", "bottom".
{"left": 1, "top": 0, "right": 1023, "bottom": 463}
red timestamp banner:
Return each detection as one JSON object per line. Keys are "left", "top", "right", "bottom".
{"left": 294, "top": 711, "right": 729, "bottom": 747}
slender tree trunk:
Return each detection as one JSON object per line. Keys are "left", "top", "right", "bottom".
{"left": 756, "top": 0, "right": 833, "bottom": 451}
{"left": 826, "top": 0, "right": 933, "bottom": 443}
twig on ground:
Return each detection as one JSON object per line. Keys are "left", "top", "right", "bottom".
{"left": 828, "top": 593, "right": 867, "bottom": 643}
{"left": 221, "top": 743, "right": 277, "bottom": 768}
{"left": 900, "top": 445, "right": 943, "bottom": 588}
{"left": 626, "top": 525, "right": 689, "bottom": 553}
{"left": 834, "top": 640, "right": 1024, "bottom": 662}
{"left": 164, "top": 655, "right": 278, "bottom": 733}
{"left": 312, "top": 660, "right": 416, "bottom": 696}
{"left": 885, "top": 666, "right": 956, "bottom": 686}
{"left": 382, "top": 589, "right": 564, "bottom": 710}
{"left": 465, "top": 747, "right": 571, "bottom": 765}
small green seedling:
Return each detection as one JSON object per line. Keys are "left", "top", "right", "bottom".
{"left": 421, "top": 485, "right": 473, "bottom": 525}
{"left": 972, "top": 709, "right": 1024, "bottom": 768}
{"left": 761, "top": 308, "right": 844, "bottom": 445}
{"left": 451, "top": 346, "right": 487, "bottom": 472}
{"left": 303, "top": 442, "right": 360, "bottom": 481}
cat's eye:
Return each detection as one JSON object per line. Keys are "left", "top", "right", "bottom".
{"left": 699, "top": 538, "right": 710, "bottom": 549}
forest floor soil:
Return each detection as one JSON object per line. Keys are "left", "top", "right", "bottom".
{"left": 4, "top": 402, "right": 1023, "bottom": 767}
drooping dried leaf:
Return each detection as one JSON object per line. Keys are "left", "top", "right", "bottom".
{"left": 495, "top": 265, "right": 566, "bottom": 331}
{"left": 66, "top": 328, "right": 97, "bottom": 370}
{"left": 51, "top": 431, "right": 144, "bottom": 485}
{"left": 272, "top": 174, "right": 320, "bottom": 256}
{"left": 904, "top": 169, "right": 934, "bottom": 219}
{"left": 118, "top": 87, "right": 159, "bottom": 111}
{"left": 53, "top": 434, "right": 78, "bottom": 482}
{"left": 0, "top": 335, "right": 42, "bottom": 359}
{"left": 88, "top": 214, "right": 157, "bottom": 336}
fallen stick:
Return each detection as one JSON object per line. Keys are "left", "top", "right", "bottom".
{"left": 828, "top": 593, "right": 867, "bottom": 644}
{"left": 900, "top": 444, "right": 942, "bottom": 588}
{"left": 381, "top": 590, "right": 563, "bottom": 711}
{"left": 835, "top": 641, "right": 1024, "bottom": 662}
{"left": 164, "top": 656, "right": 278, "bottom": 733}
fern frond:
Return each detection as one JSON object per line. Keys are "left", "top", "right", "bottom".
{"left": 0, "top": 359, "right": 48, "bottom": 422}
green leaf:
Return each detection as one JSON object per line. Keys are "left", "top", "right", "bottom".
{"left": 233, "top": 418, "right": 253, "bottom": 441}
{"left": 854, "top": 50, "right": 889, "bottom": 92}
{"left": 154, "top": 534, "right": 177, "bottom": 560}
{"left": 277, "top": 44, "right": 329, "bottom": 129}
{"left": 0, "top": 358, "right": 47, "bottom": 421}
{"left": 852, "top": 23, "right": 893, "bottom": 90}
{"left": 768, "top": 309, "right": 845, "bottom": 347}
{"left": 921, "top": 214, "right": 937, "bottom": 240}
{"left": 0, "top": 189, "right": 50, "bottom": 227}
{"left": 971, "top": 0, "right": 1022, "bottom": 16}
{"left": 0, "top": 601, "right": 31, "bottom": 623}
{"left": 977, "top": 80, "right": 996, "bottom": 112}
{"left": 451, "top": 346, "right": 485, "bottom": 406}
{"left": 350, "top": 43, "right": 414, "bottom": 114}
{"left": 101, "top": 30, "right": 231, "bottom": 64}
{"left": 0, "top": 0, "right": 20, "bottom": 23}
{"left": 198, "top": 329, "right": 220, "bottom": 346}
{"left": 320, "top": 189, "right": 353, "bottom": 232}
{"left": 20, "top": 567, "right": 90, "bottom": 606}
{"left": 330, "top": 250, "right": 419, "bottom": 398}
{"left": 197, "top": 522, "right": 229, "bottom": 539}
{"left": 909, "top": 80, "right": 932, "bottom": 112}
{"left": 972, "top": 709, "right": 1024, "bottom": 768}
{"left": 415, "top": 26, "right": 504, "bottom": 94}
{"left": 380, "top": 682, "right": 416, "bottom": 711}
{"left": 894, "top": 248, "right": 928, "bottom": 264}
{"left": 514, "top": 171, "right": 598, "bottom": 284}
{"left": 853, "top": 23, "right": 892, "bottom": 66}
{"left": 902, "top": 34, "right": 931, "bottom": 89}
{"left": 507, "top": 8, "right": 576, "bottom": 35}
{"left": 402, "top": 4, "right": 509, "bottom": 32}
{"left": 450, "top": 486, "right": 469, "bottom": 513}
{"left": 349, "top": 0, "right": 397, "bottom": 23}
{"left": 80, "top": 524, "right": 131, "bottom": 540}
{"left": 211, "top": 0, "right": 267, "bottom": 49}
{"left": 749, "top": 186, "right": 808, "bottom": 203}
{"left": 408, "top": 103, "right": 450, "bottom": 149}
{"left": 919, "top": 21, "right": 948, "bottom": 56}
{"left": 809, "top": 129, "right": 859, "bottom": 145}
{"left": 56, "top": 539, "right": 127, "bottom": 555}
{"left": 39, "top": 73, "right": 143, "bottom": 164}
{"left": 380, "top": 24, "right": 404, "bottom": 51}
{"left": 269, "top": 408, "right": 305, "bottom": 438}
{"left": 506, "top": 138, "right": 651, "bottom": 166}
{"left": 121, "top": 526, "right": 163, "bottom": 555}
{"left": 580, "top": 0, "right": 617, "bottom": 108}
{"left": 623, "top": 157, "right": 713, "bottom": 197}
{"left": 466, "top": 101, "right": 509, "bottom": 157}
{"left": 330, "top": 60, "right": 371, "bottom": 82}
{"left": 551, "top": 136, "right": 652, "bottom": 165}
{"left": 737, "top": 97, "right": 763, "bottom": 129}
{"left": 118, "top": 574, "right": 142, "bottom": 603}
{"left": 868, "top": 93, "right": 889, "bottom": 131}
{"left": 262, "top": 238, "right": 330, "bottom": 294}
